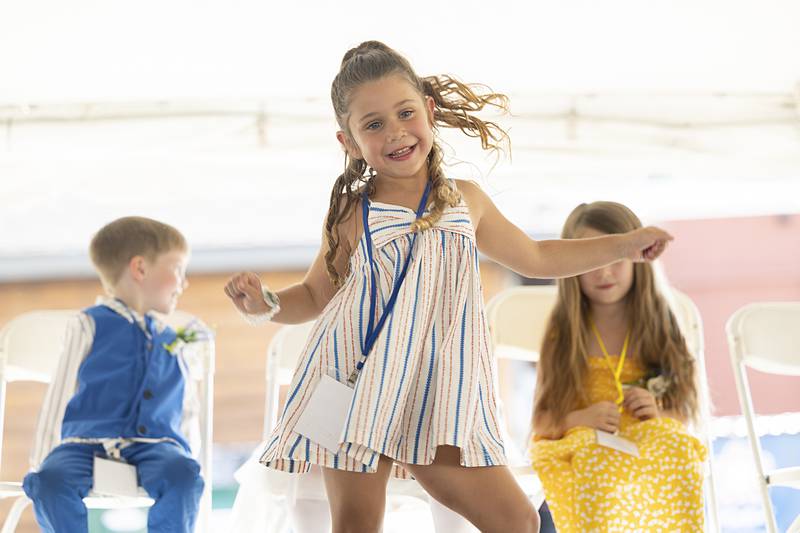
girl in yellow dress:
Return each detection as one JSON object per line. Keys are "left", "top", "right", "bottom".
{"left": 530, "top": 201, "right": 708, "bottom": 532}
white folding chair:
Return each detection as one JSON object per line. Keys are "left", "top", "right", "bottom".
{"left": 229, "top": 321, "right": 326, "bottom": 533}
{"left": 484, "top": 285, "right": 555, "bottom": 510}
{"left": 485, "top": 285, "right": 720, "bottom": 530}
{"left": 263, "top": 321, "right": 317, "bottom": 435}
{"left": 668, "top": 288, "right": 719, "bottom": 532}
{"left": 485, "top": 285, "right": 558, "bottom": 365}
{"left": 727, "top": 302, "right": 800, "bottom": 533}
{"left": 0, "top": 309, "right": 214, "bottom": 533}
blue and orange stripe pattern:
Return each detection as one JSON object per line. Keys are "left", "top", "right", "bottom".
{"left": 260, "top": 196, "right": 506, "bottom": 477}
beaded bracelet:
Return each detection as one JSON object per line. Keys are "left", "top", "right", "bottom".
{"left": 240, "top": 286, "right": 281, "bottom": 325}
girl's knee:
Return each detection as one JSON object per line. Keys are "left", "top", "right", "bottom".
{"left": 330, "top": 505, "right": 383, "bottom": 533}
{"left": 505, "top": 502, "right": 540, "bottom": 533}
{"left": 427, "top": 489, "right": 459, "bottom": 514}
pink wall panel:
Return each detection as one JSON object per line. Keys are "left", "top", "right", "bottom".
{"left": 660, "top": 214, "right": 800, "bottom": 416}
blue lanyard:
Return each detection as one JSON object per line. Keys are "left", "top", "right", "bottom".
{"left": 347, "top": 181, "right": 431, "bottom": 387}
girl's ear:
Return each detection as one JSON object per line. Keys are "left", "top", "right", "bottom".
{"left": 336, "top": 130, "right": 362, "bottom": 160}
{"left": 425, "top": 95, "right": 435, "bottom": 127}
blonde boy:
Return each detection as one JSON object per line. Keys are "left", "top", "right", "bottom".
{"left": 23, "top": 217, "right": 203, "bottom": 533}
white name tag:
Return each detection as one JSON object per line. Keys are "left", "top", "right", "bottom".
{"left": 294, "top": 374, "right": 355, "bottom": 453}
{"left": 596, "top": 430, "right": 640, "bottom": 457}
{"left": 92, "top": 456, "right": 139, "bottom": 497}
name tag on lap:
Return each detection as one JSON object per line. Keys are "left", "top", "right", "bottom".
{"left": 595, "top": 430, "right": 640, "bottom": 457}
{"left": 92, "top": 456, "right": 139, "bottom": 497}
{"left": 294, "top": 374, "right": 355, "bottom": 453}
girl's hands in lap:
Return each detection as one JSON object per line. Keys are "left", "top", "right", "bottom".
{"left": 571, "top": 401, "right": 620, "bottom": 433}
{"left": 623, "top": 387, "right": 659, "bottom": 420}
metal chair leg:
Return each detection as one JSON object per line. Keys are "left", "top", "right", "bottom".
{"left": 1, "top": 496, "right": 32, "bottom": 533}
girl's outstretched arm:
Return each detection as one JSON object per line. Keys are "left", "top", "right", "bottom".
{"left": 224, "top": 204, "right": 360, "bottom": 324}
{"left": 224, "top": 248, "right": 338, "bottom": 324}
{"left": 458, "top": 180, "right": 673, "bottom": 279}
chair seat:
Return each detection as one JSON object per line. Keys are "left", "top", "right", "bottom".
{"left": 83, "top": 487, "right": 155, "bottom": 509}
{"left": 766, "top": 466, "right": 800, "bottom": 489}
{"left": 0, "top": 481, "right": 24, "bottom": 498}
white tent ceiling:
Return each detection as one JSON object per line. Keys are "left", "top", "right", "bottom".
{"left": 1, "top": 0, "right": 798, "bottom": 280}
{"left": 3, "top": 0, "right": 799, "bottom": 99}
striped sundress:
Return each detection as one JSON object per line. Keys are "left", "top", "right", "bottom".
{"left": 259, "top": 189, "right": 507, "bottom": 477}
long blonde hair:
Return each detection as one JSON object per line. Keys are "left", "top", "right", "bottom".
{"left": 533, "top": 202, "right": 699, "bottom": 429}
{"left": 325, "top": 40, "right": 509, "bottom": 287}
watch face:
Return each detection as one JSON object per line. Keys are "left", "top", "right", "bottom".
{"left": 263, "top": 288, "right": 279, "bottom": 307}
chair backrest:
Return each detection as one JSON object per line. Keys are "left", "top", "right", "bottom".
{"left": 666, "top": 289, "right": 712, "bottom": 403}
{"left": 0, "top": 309, "right": 214, "bottom": 384}
{"left": 726, "top": 302, "right": 800, "bottom": 376}
{"left": 162, "top": 309, "right": 215, "bottom": 533}
{"left": 269, "top": 321, "right": 317, "bottom": 382}
{"left": 485, "top": 285, "right": 558, "bottom": 362}
{"left": 668, "top": 289, "right": 704, "bottom": 359}
{"left": 726, "top": 303, "right": 800, "bottom": 533}
{"left": 263, "top": 321, "right": 316, "bottom": 435}
{"left": 485, "top": 285, "right": 707, "bottom": 365}
{"left": 0, "top": 310, "right": 77, "bottom": 383}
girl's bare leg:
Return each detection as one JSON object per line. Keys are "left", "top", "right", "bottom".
{"left": 321, "top": 455, "right": 393, "bottom": 533}
{"left": 402, "top": 445, "right": 539, "bottom": 533}
{"left": 428, "top": 493, "right": 480, "bottom": 532}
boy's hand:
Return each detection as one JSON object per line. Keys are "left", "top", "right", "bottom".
{"left": 624, "top": 226, "right": 674, "bottom": 262}
{"left": 224, "top": 272, "right": 269, "bottom": 314}
{"left": 623, "top": 386, "right": 659, "bottom": 420}
{"left": 569, "top": 401, "right": 620, "bottom": 433}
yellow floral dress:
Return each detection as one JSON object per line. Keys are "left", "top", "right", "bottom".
{"left": 530, "top": 355, "right": 707, "bottom": 532}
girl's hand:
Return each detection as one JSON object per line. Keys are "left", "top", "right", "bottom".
{"left": 569, "top": 401, "right": 621, "bottom": 433}
{"left": 224, "top": 272, "right": 269, "bottom": 314}
{"left": 623, "top": 387, "right": 660, "bottom": 420}
{"left": 623, "top": 226, "right": 674, "bottom": 262}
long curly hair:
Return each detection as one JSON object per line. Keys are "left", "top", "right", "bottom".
{"left": 325, "top": 40, "right": 509, "bottom": 287}
{"left": 533, "top": 202, "right": 700, "bottom": 431}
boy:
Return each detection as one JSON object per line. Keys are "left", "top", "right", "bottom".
{"left": 23, "top": 216, "right": 204, "bottom": 533}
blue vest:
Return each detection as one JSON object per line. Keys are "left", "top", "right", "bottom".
{"left": 61, "top": 304, "right": 190, "bottom": 451}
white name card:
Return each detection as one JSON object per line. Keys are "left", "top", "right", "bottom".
{"left": 596, "top": 430, "right": 640, "bottom": 457}
{"left": 92, "top": 456, "right": 139, "bottom": 497}
{"left": 294, "top": 374, "right": 355, "bottom": 453}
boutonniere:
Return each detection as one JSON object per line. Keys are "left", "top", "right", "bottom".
{"left": 623, "top": 369, "right": 672, "bottom": 398}
{"left": 163, "top": 320, "right": 212, "bottom": 355}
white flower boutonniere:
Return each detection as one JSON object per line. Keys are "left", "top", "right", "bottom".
{"left": 624, "top": 369, "right": 672, "bottom": 399}
{"left": 163, "top": 320, "right": 213, "bottom": 355}
{"left": 645, "top": 374, "right": 671, "bottom": 398}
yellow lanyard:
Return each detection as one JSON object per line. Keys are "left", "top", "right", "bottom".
{"left": 590, "top": 320, "right": 630, "bottom": 411}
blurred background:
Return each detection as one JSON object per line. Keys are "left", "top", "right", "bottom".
{"left": 1, "top": 0, "right": 798, "bottom": 531}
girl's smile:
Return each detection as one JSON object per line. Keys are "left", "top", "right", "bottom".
{"left": 386, "top": 143, "right": 417, "bottom": 161}
{"left": 338, "top": 74, "right": 435, "bottom": 182}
